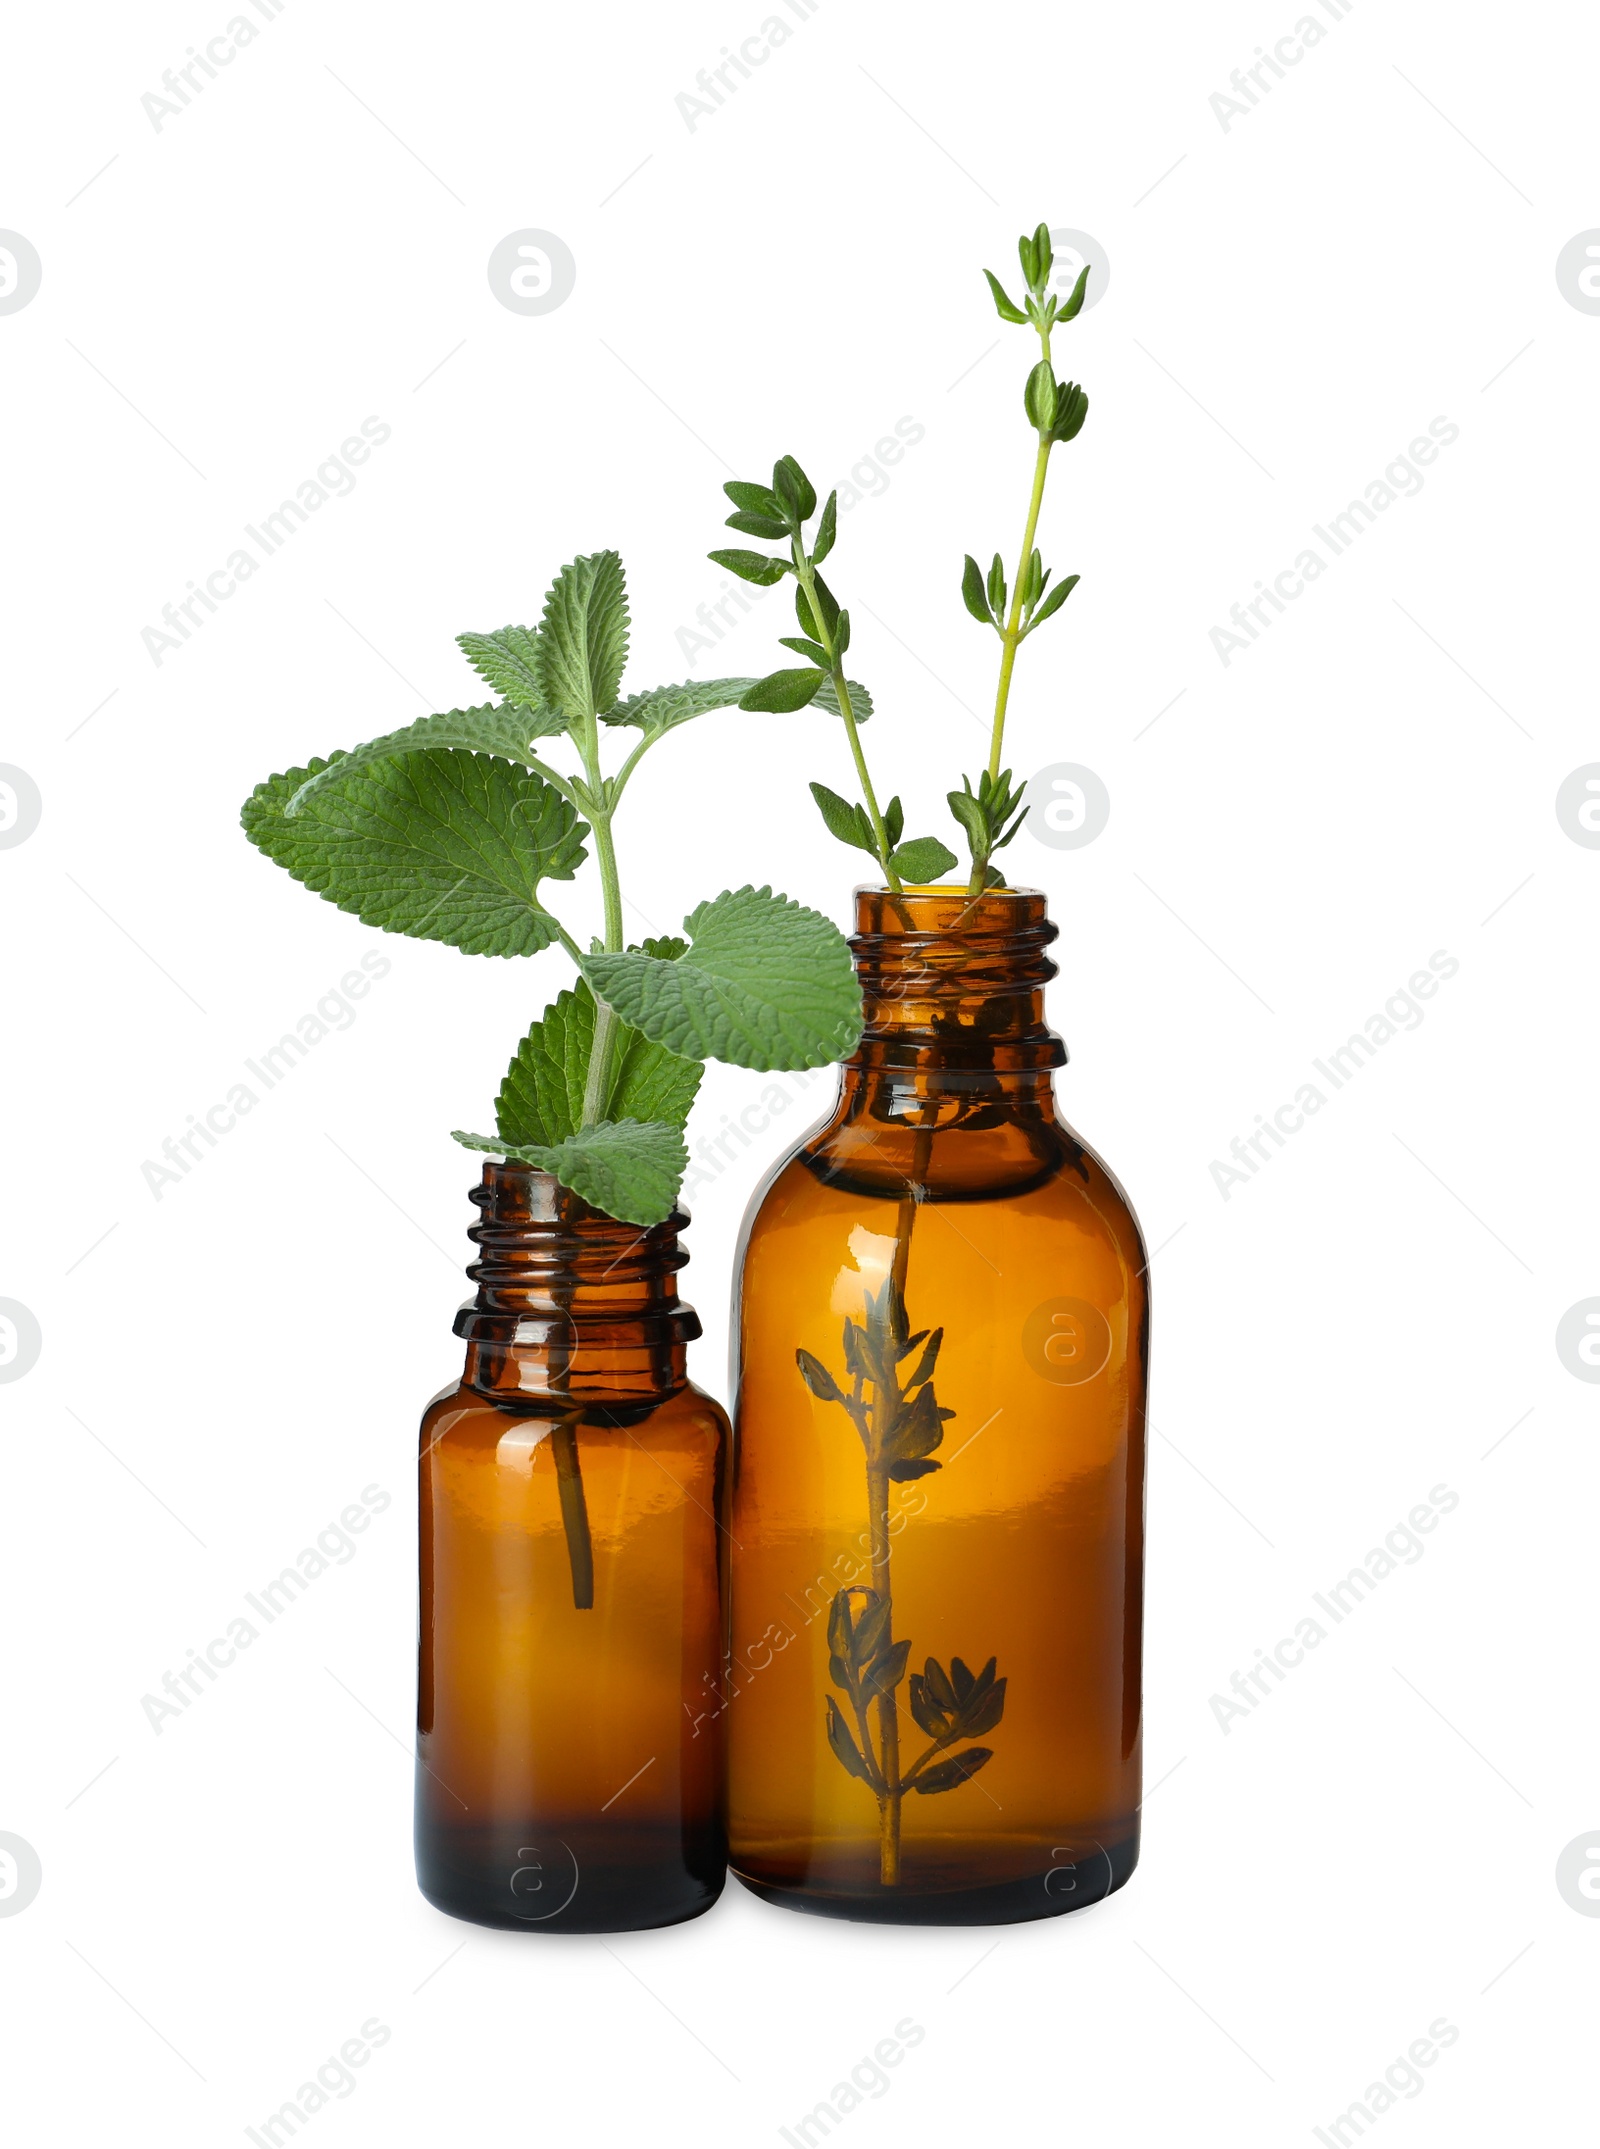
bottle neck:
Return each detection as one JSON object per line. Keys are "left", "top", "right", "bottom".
{"left": 453, "top": 1165, "right": 698, "bottom": 1410}
{"left": 839, "top": 885, "right": 1066, "bottom": 1117}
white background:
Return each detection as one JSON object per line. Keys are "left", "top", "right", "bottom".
{"left": 2, "top": 0, "right": 1595, "bottom": 2141}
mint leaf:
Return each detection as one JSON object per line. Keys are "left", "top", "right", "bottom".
{"left": 451, "top": 1119, "right": 687, "bottom": 1227}
{"left": 455, "top": 625, "right": 554, "bottom": 714}
{"left": 888, "top": 836, "right": 958, "bottom": 883}
{"left": 242, "top": 751, "right": 587, "bottom": 957}
{"left": 602, "top": 678, "right": 761, "bottom": 739}
{"left": 537, "top": 551, "right": 630, "bottom": 721}
{"left": 283, "top": 705, "right": 563, "bottom": 816}
{"left": 580, "top": 885, "right": 862, "bottom": 1071}
{"left": 813, "top": 675, "right": 874, "bottom": 723}
{"left": 497, "top": 978, "right": 701, "bottom": 1147}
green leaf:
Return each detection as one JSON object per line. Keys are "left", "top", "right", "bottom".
{"left": 961, "top": 554, "right": 992, "bottom": 625}
{"left": 739, "top": 668, "right": 826, "bottom": 713}
{"left": 496, "top": 979, "right": 701, "bottom": 1148}
{"left": 773, "top": 455, "right": 817, "bottom": 521}
{"left": 283, "top": 705, "right": 564, "bottom": 816}
{"left": 581, "top": 884, "right": 863, "bottom": 1072}
{"left": 983, "top": 268, "right": 1027, "bottom": 324}
{"left": 1051, "top": 381, "right": 1089, "bottom": 444}
{"left": 707, "top": 547, "right": 787, "bottom": 586}
{"left": 602, "top": 678, "right": 760, "bottom": 737}
{"left": 882, "top": 795, "right": 904, "bottom": 850}
{"left": 451, "top": 1118, "right": 687, "bottom": 1228}
{"left": 1059, "top": 262, "right": 1091, "bottom": 321}
{"left": 888, "top": 836, "right": 958, "bottom": 884}
{"left": 809, "top": 781, "right": 876, "bottom": 856}
{"left": 725, "top": 510, "right": 791, "bottom": 541}
{"left": 779, "top": 637, "right": 832, "bottom": 668}
{"left": 456, "top": 625, "right": 554, "bottom": 714}
{"left": 947, "top": 786, "right": 987, "bottom": 850}
{"left": 1026, "top": 573, "right": 1080, "bottom": 632}
{"left": 1032, "top": 223, "right": 1053, "bottom": 286}
{"left": 797, "top": 1348, "right": 845, "bottom": 1404}
{"left": 825, "top": 1696, "right": 877, "bottom": 1787}
{"left": 986, "top": 553, "right": 1007, "bottom": 617}
{"left": 537, "top": 551, "right": 630, "bottom": 722}
{"left": 1018, "top": 231, "right": 1039, "bottom": 287}
{"left": 813, "top": 674, "right": 874, "bottom": 723}
{"left": 812, "top": 489, "right": 838, "bottom": 564}
{"left": 723, "top": 479, "right": 784, "bottom": 518}
{"left": 242, "top": 752, "right": 587, "bottom": 958}
{"left": 1024, "top": 357, "right": 1057, "bottom": 431}
{"left": 911, "top": 1747, "right": 993, "bottom": 1795}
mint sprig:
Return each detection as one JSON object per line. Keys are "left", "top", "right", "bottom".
{"left": 581, "top": 885, "right": 860, "bottom": 1072}
{"left": 242, "top": 750, "right": 587, "bottom": 957}
{"left": 451, "top": 1119, "right": 687, "bottom": 1231}
{"left": 240, "top": 550, "right": 862, "bottom": 1227}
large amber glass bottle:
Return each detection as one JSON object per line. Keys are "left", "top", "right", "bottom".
{"left": 728, "top": 887, "right": 1148, "bottom": 1924}
{"left": 416, "top": 1163, "right": 729, "bottom": 1932}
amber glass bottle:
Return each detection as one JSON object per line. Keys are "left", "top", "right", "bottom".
{"left": 416, "top": 1163, "right": 729, "bottom": 1933}
{"left": 728, "top": 887, "right": 1148, "bottom": 1924}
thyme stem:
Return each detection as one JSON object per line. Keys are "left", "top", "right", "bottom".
{"left": 966, "top": 317, "right": 1054, "bottom": 899}
{"left": 793, "top": 548, "right": 902, "bottom": 894}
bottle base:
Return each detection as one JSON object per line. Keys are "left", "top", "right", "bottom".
{"left": 416, "top": 1822, "right": 725, "bottom": 1934}
{"left": 730, "top": 1832, "right": 1137, "bottom": 1927}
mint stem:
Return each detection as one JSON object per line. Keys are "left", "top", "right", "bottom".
{"left": 578, "top": 711, "right": 626, "bottom": 1129}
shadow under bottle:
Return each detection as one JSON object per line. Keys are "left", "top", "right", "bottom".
{"left": 416, "top": 1164, "right": 729, "bottom": 1933}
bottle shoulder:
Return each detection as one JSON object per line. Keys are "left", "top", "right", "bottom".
{"left": 419, "top": 1375, "right": 728, "bottom": 1451}
{"left": 748, "top": 1106, "right": 1137, "bottom": 1212}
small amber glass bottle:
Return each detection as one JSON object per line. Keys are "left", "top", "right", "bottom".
{"left": 728, "top": 887, "right": 1148, "bottom": 1924}
{"left": 416, "top": 1163, "right": 729, "bottom": 1933}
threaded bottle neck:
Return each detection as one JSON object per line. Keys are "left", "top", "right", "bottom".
{"left": 845, "top": 885, "right": 1066, "bottom": 1098}
{"left": 453, "top": 1163, "right": 698, "bottom": 1408}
